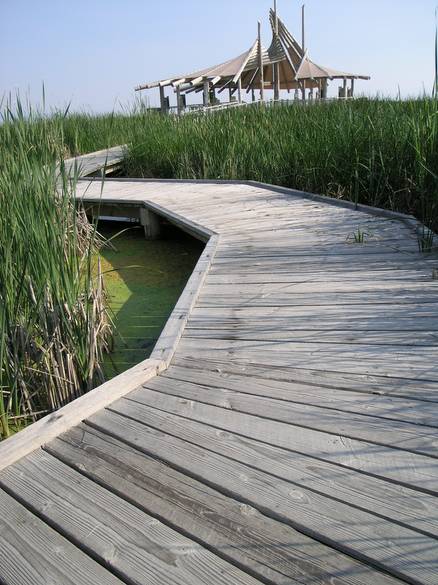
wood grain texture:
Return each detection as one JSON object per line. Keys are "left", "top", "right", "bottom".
{"left": 143, "top": 374, "right": 438, "bottom": 457}
{"left": 0, "top": 450, "right": 263, "bottom": 585}
{"left": 0, "top": 487, "right": 124, "bottom": 585}
{"left": 161, "top": 365, "right": 438, "bottom": 427}
{"left": 45, "top": 425, "right": 399, "bottom": 585}
{"left": 98, "top": 402, "right": 438, "bottom": 539}
{"left": 127, "top": 387, "right": 438, "bottom": 493}
{"left": 87, "top": 405, "right": 437, "bottom": 584}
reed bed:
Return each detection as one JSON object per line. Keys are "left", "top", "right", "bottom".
{"left": 0, "top": 103, "right": 113, "bottom": 439}
{"left": 124, "top": 98, "right": 438, "bottom": 232}
{"left": 2, "top": 96, "right": 437, "bottom": 437}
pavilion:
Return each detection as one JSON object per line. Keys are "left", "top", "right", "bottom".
{"left": 135, "top": 3, "right": 370, "bottom": 114}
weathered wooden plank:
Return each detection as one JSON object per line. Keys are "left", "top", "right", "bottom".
{"left": 203, "top": 269, "right": 436, "bottom": 285}
{"left": 177, "top": 338, "right": 438, "bottom": 381}
{"left": 190, "top": 304, "right": 438, "bottom": 320}
{"left": 144, "top": 375, "right": 438, "bottom": 456}
{"left": 1, "top": 450, "right": 263, "bottom": 585}
{"left": 171, "top": 355, "right": 438, "bottom": 402}
{"left": 45, "top": 425, "right": 397, "bottom": 585}
{"left": 0, "top": 487, "right": 124, "bottom": 585}
{"left": 202, "top": 281, "right": 438, "bottom": 295}
{"left": 128, "top": 387, "right": 438, "bottom": 493}
{"left": 196, "top": 291, "right": 438, "bottom": 307}
{"left": 184, "top": 328, "right": 438, "bottom": 346}
{"left": 100, "top": 402, "right": 438, "bottom": 539}
{"left": 88, "top": 406, "right": 438, "bottom": 584}
{"left": 162, "top": 365, "right": 438, "bottom": 426}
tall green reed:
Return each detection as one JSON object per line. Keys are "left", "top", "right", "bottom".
{"left": 124, "top": 98, "right": 438, "bottom": 232}
{"left": 0, "top": 100, "right": 113, "bottom": 439}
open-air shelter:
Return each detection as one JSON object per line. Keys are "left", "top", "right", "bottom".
{"left": 135, "top": 3, "right": 370, "bottom": 113}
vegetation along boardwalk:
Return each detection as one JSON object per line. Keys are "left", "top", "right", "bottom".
{"left": 0, "top": 152, "right": 438, "bottom": 584}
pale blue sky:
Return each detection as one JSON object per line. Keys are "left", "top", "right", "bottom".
{"left": 1, "top": 0, "right": 437, "bottom": 111}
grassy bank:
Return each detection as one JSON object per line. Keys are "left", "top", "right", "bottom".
{"left": 124, "top": 99, "right": 438, "bottom": 232}
{"left": 0, "top": 104, "right": 113, "bottom": 439}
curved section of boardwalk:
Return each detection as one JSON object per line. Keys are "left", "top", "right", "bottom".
{"left": 1, "top": 177, "right": 438, "bottom": 585}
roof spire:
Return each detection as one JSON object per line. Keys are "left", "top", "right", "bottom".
{"left": 274, "top": 0, "right": 279, "bottom": 35}
{"left": 301, "top": 4, "right": 306, "bottom": 53}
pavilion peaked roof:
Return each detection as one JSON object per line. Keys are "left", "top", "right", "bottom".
{"left": 135, "top": 40, "right": 270, "bottom": 91}
{"left": 268, "top": 10, "right": 369, "bottom": 82}
{"left": 135, "top": 5, "right": 370, "bottom": 98}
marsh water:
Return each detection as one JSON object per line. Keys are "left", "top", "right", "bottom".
{"left": 98, "top": 221, "right": 203, "bottom": 378}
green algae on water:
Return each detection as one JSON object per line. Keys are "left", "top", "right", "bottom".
{"left": 98, "top": 221, "right": 203, "bottom": 378}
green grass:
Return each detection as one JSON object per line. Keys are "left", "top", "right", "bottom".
{"left": 0, "top": 100, "right": 113, "bottom": 439}
{"left": 123, "top": 98, "right": 438, "bottom": 233}
{"left": 2, "top": 95, "right": 437, "bottom": 438}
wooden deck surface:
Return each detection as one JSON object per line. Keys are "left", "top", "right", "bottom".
{"left": 64, "top": 145, "right": 126, "bottom": 177}
{"left": 1, "top": 173, "right": 438, "bottom": 584}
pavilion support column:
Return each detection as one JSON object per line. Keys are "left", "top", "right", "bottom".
{"left": 251, "top": 88, "right": 255, "bottom": 102}
{"left": 350, "top": 78, "right": 355, "bottom": 98}
{"left": 301, "top": 80, "right": 306, "bottom": 102}
{"left": 321, "top": 78, "right": 328, "bottom": 100}
{"left": 159, "top": 85, "right": 167, "bottom": 114}
{"left": 228, "top": 87, "right": 233, "bottom": 103}
{"left": 342, "top": 77, "right": 347, "bottom": 99}
{"left": 274, "top": 64, "right": 280, "bottom": 101}
{"left": 203, "top": 79, "right": 210, "bottom": 107}
{"left": 176, "top": 86, "right": 182, "bottom": 115}
{"left": 237, "top": 78, "right": 242, "bottom": 103}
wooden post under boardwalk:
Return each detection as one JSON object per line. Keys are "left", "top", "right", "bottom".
{"left": 140, "top": 208, "right": 161, "bottom": 240}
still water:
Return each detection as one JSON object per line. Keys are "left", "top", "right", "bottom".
{"left": 98, "top": 221, "right": 203, "bottom": 378}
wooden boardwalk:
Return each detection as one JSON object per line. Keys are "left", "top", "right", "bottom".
{"left": 64, "top": 145, "right": 125, "bottom": 177}
{"left": 0, "top": 170, "right": 438, "bottom": 584}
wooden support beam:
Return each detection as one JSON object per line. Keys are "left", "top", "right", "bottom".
{"left": 217, "top": 79, "right": 233, "bottom": 94}
{"left": 190, "top": 76, "right": 204, "bottom": 87}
